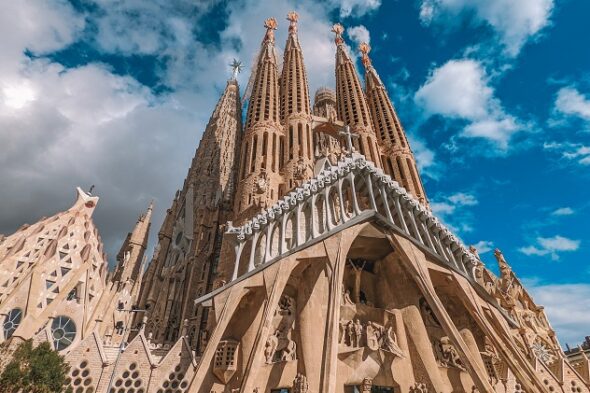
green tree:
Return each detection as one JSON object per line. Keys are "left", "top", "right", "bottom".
{"left": 0, "top": 340, "right": 71, "bottom": 393}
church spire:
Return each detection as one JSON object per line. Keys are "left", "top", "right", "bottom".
{"left": 235, "top": 18, "right": 284, "bottom": 218}
{"left": 137, "top": 64, "right": 243, "bottom": 346}
{"left": 280, "top": 11, "right": 313, "bottom": 190}
{"left": 113, "top": 201, "right": 153, "bottom": 284}
{"left": 332, "top": 24, "right": 383, "bottom": 169}
{"left": 359, "top": 43, "right": 428, "bottom": 206}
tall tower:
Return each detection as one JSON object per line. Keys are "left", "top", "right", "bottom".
{"left": 280, "top": 12, "right": 314, "bottom": 190}
{"left": 360, "top": 43, "right": 428, "bottom": 205}
{"left": 234, "top": 18, "right": 283, "bottom": 219}
{"left": 137, "top": 73, "right": 243, "bottom": 347}
{"left": 332, "top": 24, "right": 383, "bottom": 168}
{"left": 90, "top": 203, "right": 153, "bottom": 347}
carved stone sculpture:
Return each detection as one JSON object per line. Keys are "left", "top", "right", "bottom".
{"left": 292, "top": 373, "right": 308, "bottom": 393}
{"left": 434, "top": 337, "right": 465, "bottom": 370}
{"left": 410, "top": 382, "right": 429, "bottom": 393}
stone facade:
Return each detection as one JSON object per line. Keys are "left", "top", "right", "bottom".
{"left": 0, "top": 12, "right": 588, "bottom": 393}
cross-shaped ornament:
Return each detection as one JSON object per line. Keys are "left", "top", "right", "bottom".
{"left": 338, "top": 124, "right": 359, "bottom": 155}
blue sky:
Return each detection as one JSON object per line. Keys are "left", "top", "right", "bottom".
{"left": 0, "top": 0, "right": 588, "bottom": 345}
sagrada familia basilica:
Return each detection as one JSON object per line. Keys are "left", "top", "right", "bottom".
{"left": 0, "top": 12, "right": 588, "bottom": 393}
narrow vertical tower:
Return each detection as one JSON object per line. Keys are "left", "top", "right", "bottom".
{"left": 332, "top": 24, "right": 382, "bottom": 168}
{"left": 280, "top": 11, "right": 314, "bottom": 191}
{"left": 112, "top": 202, "right": 152, "bottom": 285}
{"left": 234, "top": 18, "right": 283, "bottom": 219}
{"left": 359, "top": 43, "right": 428, "bottom": 205}
{"left": 90, "top": 202, "right": 153, "bottom": 347}
{"left": 138, "top": 72, "right": 243, "bottom": 347}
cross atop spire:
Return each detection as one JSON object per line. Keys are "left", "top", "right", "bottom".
{"left": 359, "top": 42, "right": 371, "bottom": 68}
{"left": 332, "top": 23, "right": 344, "bottom": 46}
{"left": 229, "top": 59, "right": 243, "bottom": 80}
{"left": 263, "top": 17, "right": 278, "bottom": 43}
{"left": 287, "top": 11, "right": 298, "bottom": 35}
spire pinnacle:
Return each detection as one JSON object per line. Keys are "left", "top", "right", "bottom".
{"left": 287, "top": 11, "right": 298, "bottom": 35}
{"left": 332, "top": 23, "right": 344, "bottom": 46}
{"left": 359, "top": 42, "right": 371, "bottom": 68}
{"left": 263, "top": 17, "right": 278, "bottom": 43}
{"left": 229, "top": 59, "right": 243, "bottom": 80}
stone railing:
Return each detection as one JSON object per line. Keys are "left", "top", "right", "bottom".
{"left": 223, "top": 153, "right": 479, "bottom": 283}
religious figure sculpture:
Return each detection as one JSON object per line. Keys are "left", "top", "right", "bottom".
{"left": 265, "top": 330, "right": 279, "bottom": 364}
{"left": 255, "top": 170, "right": 269, "bottom": 195}
{"left": 292, "top": 373, "right": 308, "bottom": 393}
{"left": 410, "top": 382, "right": 429, "bottom": 393}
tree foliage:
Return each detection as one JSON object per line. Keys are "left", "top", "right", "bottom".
{"left": 0, "top": 340, "right": 71, "bottom": 393}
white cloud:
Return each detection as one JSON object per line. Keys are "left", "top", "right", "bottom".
{"left": 472, "top": 240, "right": 493, "bottom": 254}
{"left": 419, "top": 0, "right": 554, "bottom": 56}
{"left": 544, "top": 142, "right": 590, "bottom": 166}
{"left": 526, "top": 282, "right": 590, "bottom": 346}
{"left": 555, "top": 86, "right": 590, "bottom": 121}
{"left": 431, "top": 192, "right": 478, "bottom": 233}
{"left": 415, "top": 59, "right": 523, "bottom": 148}
{"left": 551, "top": 207, "right": 574, "bottom": 216}
{"left": 329, "top": 0, "right": 381, "bottom": 18}
{"left": 347, "top": 25, "right": 371, "bottom": 47}
{"left": 519, "top": 235, "right": 580, "bottom": 260}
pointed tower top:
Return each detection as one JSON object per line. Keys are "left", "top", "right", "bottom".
{"left": 229, "top": 59, "right": 243, "bottom": 80}
{"left": 287, "top": 11, "right": 299, "bottom": 35}
{"left": 359, "top": 42, "right": 372, "bottom": 68}
{"left": 332, "top": 23, "right": 345, "bottom": 46}
{"left": 263, "top": 17, "right": 278, "bottom": 43}
{"left": 73, "top": 186, "right": 99, "bottom": 216}
{"left": 494, "top": 248, "right": 512, "bottom": 275}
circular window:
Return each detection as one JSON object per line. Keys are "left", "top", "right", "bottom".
{"left": 51, "top": 315, "right": 76, "bottom": 351}
{"left": 3, "top": 308, "right": 22, "bottom": 339}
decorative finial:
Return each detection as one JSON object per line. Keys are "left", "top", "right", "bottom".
{"left": 359, "top": 42, "right": 371, "bottom": 68}
{"left": 230, "top": 58, "right": 243, "bottom": 79}
{"left": 287, "top": 11, "right": 299, "bottom": 35}
{"left": 264, "top": 17, "right": 278, "bottom": 43}
{"left": 494, "top": 248, "right": 512, "bottom": 273}
{"left": 331, "top": 23, "right": 345, "bottom": 46}
{"left": 88, "top": 185, "right": 95, "bottom": 194}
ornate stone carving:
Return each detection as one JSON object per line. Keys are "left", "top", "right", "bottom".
{"left": 255, "top": 170, "right": 269, "bottom": 195}
{"left": 531, "top": 339, "right": 557, "bottom": 365}
{"left": 265, "top": 295, "right": 297, "bottom": 364}
{"left": 433, "top": 337, "right": 465, "bottom": 370}
{"left": 360, "top": 378, "right": 373, "bottom": 393}
{"left": 338, "top": 319, "right": 404, "bottom": 357}
{"left": 419, "top": 297, "right": 441, "bottom": 328}
{"left": 292, "top": 373, "right": 308, "bottom": 393}
{"left": 410, "top": 382, "right": 429, "bottom": 393}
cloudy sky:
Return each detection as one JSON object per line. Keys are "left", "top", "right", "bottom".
{"left": 1, "top": 0, "right": 589, "bottom": 345}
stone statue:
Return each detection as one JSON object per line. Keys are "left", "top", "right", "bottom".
{"left": 366, "top": 321, "right": 381, "bottom": 351}
{"left": 360, "top": 378, "right": 373, "bottom": 393}
{"left": 347, "top": 320, "right": 355, "bottom": 347}
{"left": 341, "top": 287, "right": 354, "bottom": 305}
{"left": 278, "top": 295, "right": 294, "bottom": 316}
{"left": 292, "top": 373, "right": 308, "bottom": 393}
{"left": 434, "top": 337, "right": 465, "bottom": 370}
{"left": 281, "top": 339, "right": 297, "bottom": 361}
{"left": 255, "top": 170, "right": 269, "bottom": 195}
{"left": 410, "top": 382, "right": 429, "bottom": 393}
{"left": 382, "top": 325, "right": 404, "bottom": 357}
{"left": 264, "top": 330, "right": 279, "bottom": 363}
{"left": 354, "top": 319, "right": 363, "bottom": 348}
{"left": 420, "top": 297, "right": 441, "bottom": 328}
